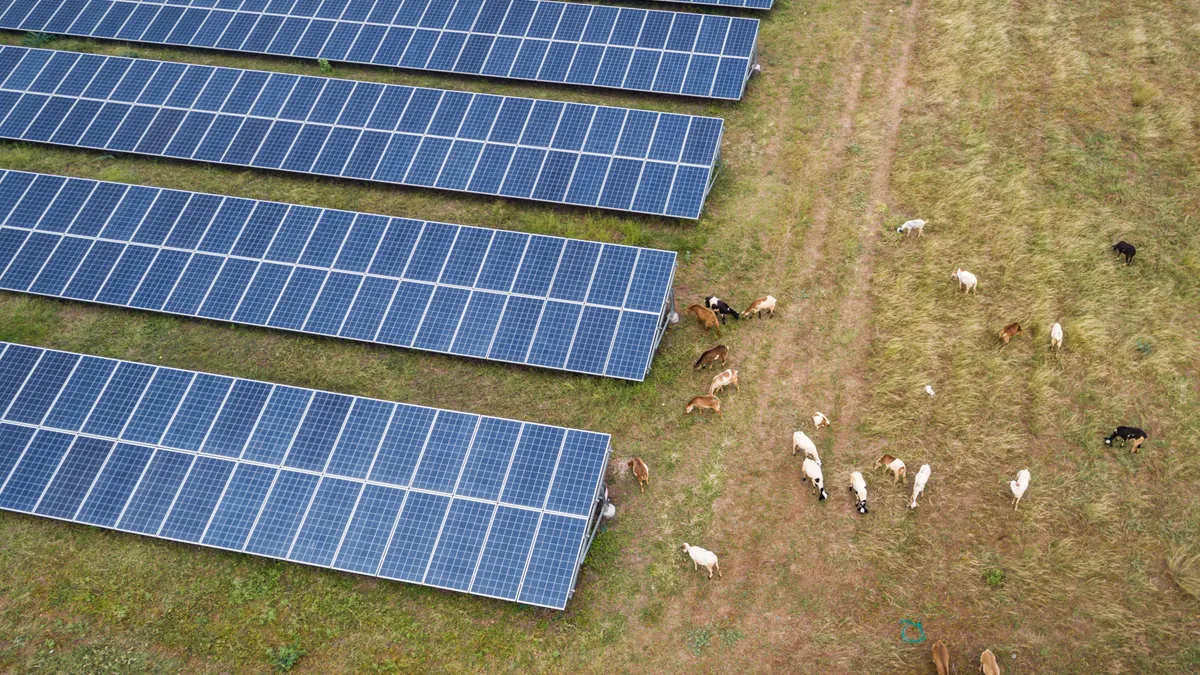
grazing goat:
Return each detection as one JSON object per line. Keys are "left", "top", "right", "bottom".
{"left": 704, "top": 296, "right": 740, "bottom": 323}
{"left": 1112, "top": 240, "right": 1136, "bottom": 265}
{"left": 709, "top": 369, "right": 740, "bottom": 396}
{"left": 909, "top": 464, "right": 931, "bottom": 509}
{"left": 1010, "top": 468, "right": 1030, "bottom": 510}
{"left": 850, "top": 471, "right": 868, "bottom": 514}
{"left": 1050, "top": 322, "right": 1063, "bottom": 351}
{"left": 812, "top": 412, "right": 830, "bottom": 429}
{"left": 628, "top": 457, "right": 649, "bottom": 493}
{"left": 694, "top": 344, "right": 728, "bottom": 370}
{"left": 951, "top": 268, "right": 978, "bottom": 294}
{"left": 980, "top": 649, "right": 1001, "bottom": 675}
{"left": 874, "top": 454, "right": 907, "bottom": 483}
{"left": 897, "top": 218, "right": 926, "bottom": 237}
{"left": 925, "top": 385, "right": 936, "bottom": 397}
{"left": 998, "top": 322, "right": 1023, "bottom": 346}
{"left": 685, "top": 395, "right": 722, "bottom": 416}
{"left": 791, "top": 431, "right": 820, "bottom": 464}
{"left": 802, "top": 458, "right": 828, "bottom": 500}
{"left": 681, "top": 543, "right": 721, "bottom": 579}
{"left": 931, "top": 640, "right": 950, "bottom": 675}
{"left": 685, "top": 304, "right": 721, "bottom": 333}
{"left": 743, "top": 295, "right": 777, "bottom": 319}
{"left": 1104, "top": 426, "right": 1147, "bottom": 453}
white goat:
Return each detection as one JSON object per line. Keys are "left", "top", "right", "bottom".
{"left": 897, "top": 219, "right": 925, "bottom": 237}
{"left": 812, "top": 411, "right": 830, "bottom": 429}
{"left": 850, "top": 471, "right": 868, "bottom": 514}
{"left": 1050, "top": 322, "right": 1063, "bottom": 351}
{"left": 792, "top": 431, "right": 820, "bottom": 464}
{"left": 909, "top": 464, "right": 931, "bottom": 508}
{"left": 802, "top": 458, "right": 828, "bottom": 500}
{"left": 1010, "top": 468, "right": 1031, "bottom": 510}
{"left": 681, "top": 543, "right": 721, "bottom": 579}
{"left": 951, "top": 268, "right": 978, "bottom": 294}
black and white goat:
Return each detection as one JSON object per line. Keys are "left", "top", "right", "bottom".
{"left": 1105, "top": 426, "right": 1148, "bottom": 453}
{"left": 704, "top": 296, "right": 740, "bottom": 323}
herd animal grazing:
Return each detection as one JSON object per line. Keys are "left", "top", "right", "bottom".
{"left": 1105, "top": 426, "right": 1148, "bottom": 453}
{"left": 801, "top": 458, "right": 828, "bottom": 500}
{"left": 849, "top": 471, "right": 868, "bottom": 514}
{"left": 931, "top": 640, "right": 950, "bottom": 675}
{"left": 685, "top": 395, "right": 722, "bottom": 416}
{"left": 703, "top": 296, "right": 740, "bottom": 322}
{"left": 629, "top": 457, "right": 649, "bottom": 493}
{"left": 998, "top": 322, "right": 1023, "bottom": 346}
{"left": 709, "top": 369, "right": 739, "bottom": 396}
{"left": 743, "top": 295, "right": 776, "bottom": 319}
{"left": 980, "top": 648, "right": 1001, "bottom": 675}
{"left": 1112, "top": 240, "right": 1136, "bottom": 265}
{"left": 694, "top": 344, "right": 728, "bottom": 370}
{"left": 897, "top": 218, "right": 925, "bottom": 237}
{"left": 909, "top": 464, "right": 932, "bottom": 508}
{"left": 951, "top": 268, "right": 978, "bottom": 294}
{"left": 792, "top": 431, "right": 820, "bottom": 464}
{"left": 812, "top": 412, "right": 830, "bottom": 429}
{"left": 681, "top": 543, "right": 721, "bottom": 579}
{"left": 1050, "top": 322, "right": 1063, "bottom": 351}
{"left": 685, "top": 304, "right": 721, "bottom": 332}
{"left": 875, "top": 454, "right": 907, "bottom": 482}
{"left": 1010, "top": 469, "right": 1030, "bottom": 510}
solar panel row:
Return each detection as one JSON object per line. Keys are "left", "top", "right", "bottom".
{"left": 0, "top": 341, "right": 611, "bottom": 609}
{"left": 0, "top": 170, "right": 677, "bottom": 380}
{"left": 0, "top": 0, "right": 760, "bottom": 99}
{"left": 645, "top": 0, "right": 773, "bottom": 10}
{"left": 0, "top": 47, "right": 723, "bottom": 219}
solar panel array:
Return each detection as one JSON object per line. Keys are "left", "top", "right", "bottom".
{"left": 646, "top": 0, "right": 772, "bottom": 10}
{"left": 0, "top": 0, "right": 760, "bottom": 100}
{"left": 0, "top": 47, "right": 724, "bottom": 219}
{"left": 0, "top": 170, "right": 677, "bottom": 380}
{"left": 0, "top": 342, "right": 611, "bottom": 609}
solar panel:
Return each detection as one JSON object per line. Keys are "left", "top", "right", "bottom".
{"left": 0, "top": 0, "right": 761, "bottom": 100}
{"left": 0, "top": 341, "right": 612, "bottom": 609}
{"left": 647, "top": 0, "right": 773, "bottom": 10}
{"left": 0, "top": 170, "right": 677, "bottom": 381}
{"left": 0, "top": 47, "right": 725, "bottom": 219}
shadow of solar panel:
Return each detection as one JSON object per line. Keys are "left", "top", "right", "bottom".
{"left": 0, "top": 341, "right": 611, "bottom": 609}
{"left": 0, "top": 0, "right": 759, "bottom": 99}
{"left": 0, "top": 47, "right": 724, "bottom": 219}
{"left": 0, "top": 169, "right": 677, "bottom": 381}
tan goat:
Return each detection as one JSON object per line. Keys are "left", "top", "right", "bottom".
{"left": 685, "top": 304, "right": 720, "bottom": 333}
{"left": 743, "top": 295, "right": 776, "bottom": 319}
{"left": 628, "top": 457, "right": 649, "bottom": 493}
{"left": 980, "top": 649, "right": 1001, "bottom": 675}
{"left": 998, "top": 322, "right": 1023, "bottom": 345}
{"left": 694, "top": 344, "right": 728, "bottom": 370}
{"left": 685, "top": 395, "right": 722, "bottom": 416}
{"left": 874, "top": 454, "right": 907, "bottom": 483}
{"left": 932, "top": 640, "right": 950, "bottom": 675}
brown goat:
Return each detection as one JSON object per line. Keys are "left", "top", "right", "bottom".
{"left": 743, "top": 295, "right": 776, "bottom": 319}
{"left": 693, "top": 344, "right": 728, "bottom": 370}
{"left": 685, "top": 395, "right": 722, "bottom": 416}
{"left": 998, "top": 322, "right": 1023, "bottom": 345}
{"left": 980, "top": 649, "right": 1001, "bottom": 675}
{"left": 685, "top": 304, "right": 720, "bottom": 333}
{"left": 628, "top": 457, "right": 649, "bottom": 493}
{"left": 932, "top": 640, "right": 950, "bottom": 675}
{"left": 874, "top": 454, "right": 907, "bottom": 483}
{"left": 709, "top": 369, "right": 739, "bottom": 396}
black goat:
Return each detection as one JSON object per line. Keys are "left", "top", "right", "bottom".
{"left": 704, "top": 296, "right": 740, "bottom": 323}
{"left": 1105, "top": 426, "right": 1148, "bottom": 453}
{"left": 1112, "top": 241, "right": 1136, "bottom": 265}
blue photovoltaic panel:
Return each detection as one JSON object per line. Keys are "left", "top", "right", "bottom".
{"left": 0, "top": 0, "right": 759, "bottom": 99}
{"left": 649, "top": 0, "right": 772, "bottom": 8}
{"left": 0, "top": 47, "right": 723, "bottom": 219}
{"left": 0, "top": 342, "right": 611, "bottom": 610}
{"left": 0, "top": 170, "right": 676, "bottom": 381}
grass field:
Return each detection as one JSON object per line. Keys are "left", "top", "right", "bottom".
{"left": 2, "top": 0, "right": 1199, "bottom": 672}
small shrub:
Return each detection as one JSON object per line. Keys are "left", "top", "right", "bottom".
{"left": 1135, "top": 338, "right": 1154, "bottom": 355}
{"left": 118, "top": 50, "right": 139, "bottom": 59}
{"left": 267, "top": 644, "right": 306, "bottom": 672}
{"left": 318, "top": 58, "right": 332, "bottom": 73}
{"left": 1131, "top": 82, "right": 1160, "bottom": 108}
{"left": 21, "top": 32, "right": 57, "bottom": 47}
{"left": 983, "top": 568, "right": 1006, "bottom": 587}
{"left": 684, "top": 625, "right": 713, "bottom": 655}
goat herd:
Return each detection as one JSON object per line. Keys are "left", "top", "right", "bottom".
{"left": 623, "top": 223, "right": 1156, "bottom": 671}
